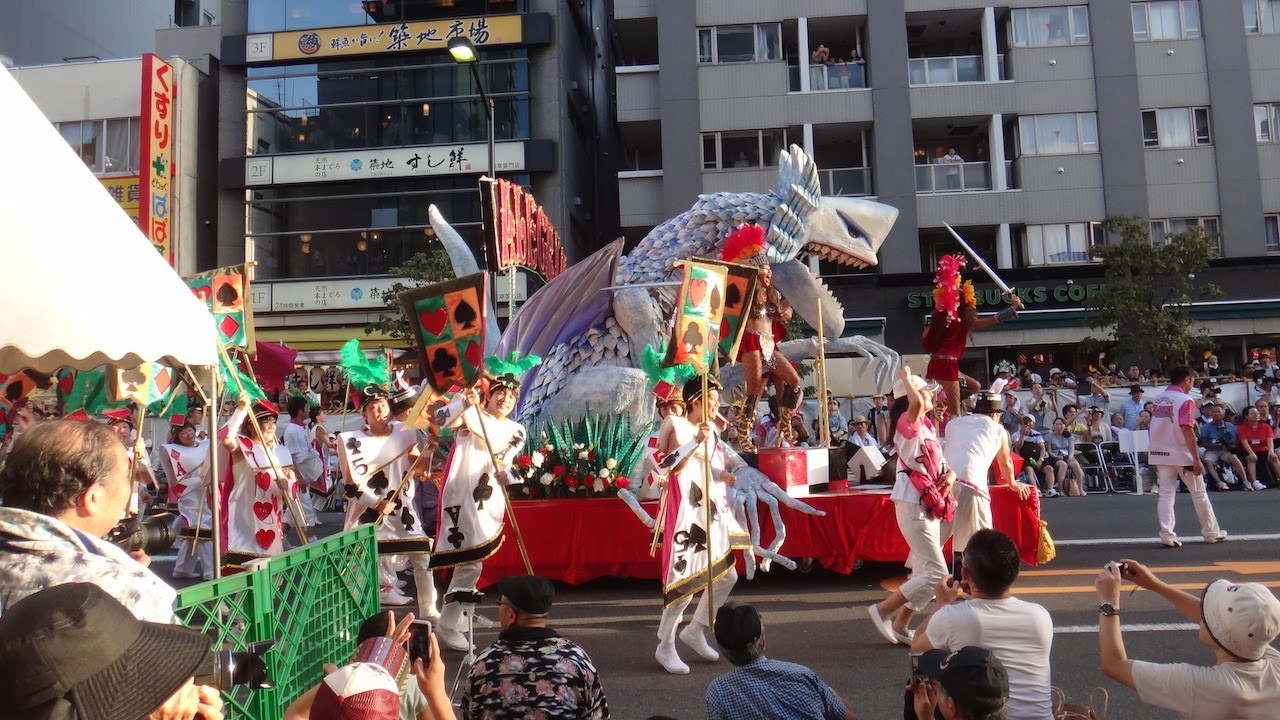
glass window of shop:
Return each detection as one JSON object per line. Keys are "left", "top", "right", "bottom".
{"left": 248, "top": 55, "right": 529, "bottom": 155}
{"left": 248, "top": 175, "right": 528, "bottom": 280}
{"left": 249, "top": 0, "right": 525, "bottom": 33}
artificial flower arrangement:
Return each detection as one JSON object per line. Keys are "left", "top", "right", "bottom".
{"left": 510, "top": 413, "right": 653, "bottom": 499}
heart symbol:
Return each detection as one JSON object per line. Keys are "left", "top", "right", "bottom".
{"left": 255, "top": 529, "right": 276, "bottom": 549}
{"left": 255, "top": 471, "right": 271, "bottom": 492}
{"left": 253, "top": 501, "right": 273, "bottom": 521}
{"left": 463, "top": 340, "right": 482, "bottom": 369}
{"left": 688, "top": 278, "right": 707, "bottom": 308}
{"left": 420, "top": 307, "right": 449, "bottom": 337}
{"left": 238, "top": 437, "right": 254, "bottom": 453}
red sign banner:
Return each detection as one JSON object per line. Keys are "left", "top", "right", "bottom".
{"left": 138, "top": 54, "right": 175, "bottom": 267}
{"left": 480, "top": 177, "right": 566, "bottom": 281}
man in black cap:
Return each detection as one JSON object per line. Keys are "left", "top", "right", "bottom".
{"left": 0, "top": 582, "right": 223, "bottom": 720}
{"left": 461, "top": 575, "right": 609, "bottom": 720}
{"left": 706, "top": 603, "right": 854, "bottom": 720}
{"left": 909, "top": 646, "right": 1010, "bottom": 720}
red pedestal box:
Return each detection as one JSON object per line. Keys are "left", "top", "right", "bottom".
{"left": 757, "top": 447, "right": 830, "bottom": 497}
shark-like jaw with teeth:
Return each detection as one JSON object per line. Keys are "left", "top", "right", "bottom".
{"left": 769, "top": 196, "right": 899, "bottom": 338}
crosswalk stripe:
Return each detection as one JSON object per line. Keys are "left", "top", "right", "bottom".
{"left": 1055, "top": 622, "right": 1199, "bottom": 634}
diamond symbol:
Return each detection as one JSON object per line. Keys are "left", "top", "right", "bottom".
{"left": 219, "top": 315, "right": 242, "bottom": 340}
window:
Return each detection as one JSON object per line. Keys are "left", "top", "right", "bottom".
{"left": 696, "top": 23, "right": 782, "bottom": 64}
{"left": 1018, "top": 113, "right": 1099, "bottom": 155}
{"left": 1023, "top": 223, "right": 1103, "bottom": 266}
{"left": 1257, "top": 103, "right": 1280, "bottom": 142}
{"left": 1010, "top": 6, "right": 1090, "bottom": 47}
{"left": 700, "top": 129, "right": 787, "bottom": 170}
{"left": 1266, "top": 215, "right": 1280, "bottom": 253}
{"left": 1244, "top": 0, "right": 1280, "bottom": 34}
{"left": 1132, "top": 1, "right": 1201, "bottom": 40}
{"left": 1150, "top": 217, "right": 1221, "bottom": 254}
{"left": 102, "top": 118, "right": 138, "bottom": 174}
{"left": 1140, "top": 107, "right": 1211, "bottom": 148}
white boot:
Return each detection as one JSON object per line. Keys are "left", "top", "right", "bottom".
{"left": 655, "top": 641, "right": 689, "bottom": 674}
{"left": 436, "top": 625, "right": 472, "bottom": 652}
{"left": 679, "top": 622, "right": 720, "bottom": 661}
{"left": 380, "top": 588, "right": 414, "bottom": 605}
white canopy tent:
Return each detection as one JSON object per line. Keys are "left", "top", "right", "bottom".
{"left": 0, "top": 66, "right": 217, "bottom": 375}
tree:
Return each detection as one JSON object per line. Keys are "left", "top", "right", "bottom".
{"left": 363, "top": 249, "right": 455, "bottom": 343}
{"left": 1085, "top": 216, "right": 1223, "bottom": 368}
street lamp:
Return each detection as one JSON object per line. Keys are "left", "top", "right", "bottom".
{"left": 447, "top": 36, "right": 495, "bottom": 180}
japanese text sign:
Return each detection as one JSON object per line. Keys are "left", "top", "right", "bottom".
{"left": 250, "top": 14, "right": 522, "bottom": 63}
{"left": 138, "top": 54, "right": 174, "bottom": 267}
{"left": 99, "top": 176, "right": 141, "bottom": 225}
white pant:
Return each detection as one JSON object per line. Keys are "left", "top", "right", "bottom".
{"left": 949, "top": 485, "right": 991, "bottom": 554}
{"left": 895, "top": 501, "right": 947, "bottom": 612}
{"left": 174, "top": 538, "right": 214, "bottom": 579}
{"left": 296, "top": 490, "right": 318, "bottom": 527}
{"left": 657, "top": 567, "right": 738, "bottom": 643}
{"left": 439, "top": 562, "right": 483, "bottom": 633}
{"left": 1155, "top": 465, "right": 1222, "bottom": 543}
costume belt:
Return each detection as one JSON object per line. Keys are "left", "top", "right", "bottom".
{"left": 931, "top": 354, "right": 958, "bottom": 361}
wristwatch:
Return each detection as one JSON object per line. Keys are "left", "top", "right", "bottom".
{"left": 1098, "top": 602, "right": 1120, "bottom": 617}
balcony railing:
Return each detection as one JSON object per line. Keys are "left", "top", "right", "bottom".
{"left": 818, "top": 167, "right": 871, "bottom": 197}
{"left": 787, "top": 63, "right": 867, "bottom": 92}
{"left": 916, "top": 161, "right": 991, "bottom": 193}
{"left": 907, "top": 54, "right": 1005, "bottom": 86}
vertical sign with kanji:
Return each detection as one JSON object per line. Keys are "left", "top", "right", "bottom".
{"left": 139, "top": 54, "right": 175, "bottom": 267}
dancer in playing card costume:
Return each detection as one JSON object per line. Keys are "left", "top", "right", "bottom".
{"left": 619, "top": 344, "right": 696, "bottom": 529}
{"left": 431, "top": 352, "right": 539, "bottom": 652}
{"left": 922, "top": 254, "right": 1023, "bottom": 420}
{"left": 653, "top": 376, "right": 748, "bottom": 675}
{"left": 334, "top": 339, "right": 437, "bottom": 618}
{"left": 159, "top": 420, "right": 214, "bottom": 580}
{"left": 724, "top": 225, "right": 803, "bottom": 451}
{"left": 217, "top": 398, "right": 295, "bottom": 570}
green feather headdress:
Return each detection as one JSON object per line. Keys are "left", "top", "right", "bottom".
{"left": 338, "top": 339, "right": 390, "bottom": 401}
{"left": 641, "top": 343, "right": 697, "bottom": 403}
{"left": 484, "top": 351, "right": 542, "bottom": 391}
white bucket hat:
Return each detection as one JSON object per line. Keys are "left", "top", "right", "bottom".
{"left": 1201, "top": 579, "right": 1280, "bottom": 661}
{"left": 893, "top": 374, "right": 938, "bottom": 399}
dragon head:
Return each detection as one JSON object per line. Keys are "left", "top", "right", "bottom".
{"left": 804, "top": 196, "right": 897, "bottom": 270}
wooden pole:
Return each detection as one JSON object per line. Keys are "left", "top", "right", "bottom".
{"left": 207, "top": 367, "right": 222, "bottom": 577}
{"left": 701, "top": 371, "right": 714, "bottom": 631}
{"left": 816, "top": 298, "right": 830, "bottom": 447}
{"left": 471, "top": 397, "right": 534, "bottom": 575}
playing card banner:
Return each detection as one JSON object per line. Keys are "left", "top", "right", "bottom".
{"left": 664, "top": 260, "right": 729, "bottom": 373}
{"left": 716, "top": 263, "right": 760, "bottom": 364}
{"left": 112, "top": 362, "right": 178, "bottom": 406}
{"left": 185, "top": 265, "right": 254, "bottom": 350}
{"left": 400, "top": 273, "right": 488, "bottom": 393}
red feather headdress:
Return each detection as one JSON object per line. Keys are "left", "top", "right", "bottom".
{"left": 720, "top": 224, "right": 769, "bottom": 268}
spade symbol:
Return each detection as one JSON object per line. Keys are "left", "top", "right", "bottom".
{"left": 725, "top": 283, "right": 742, "bottom": 311}
{"left": 431, "top": 348, "right": 458, "bottom": 378}
{"left": 673, "top": 555, "right": 688, "bottom": 573}
{"left": 358, "top": 507, "right": 380, "bottom": 524}
{"left": 709, "top": 498, "right": 720, "bottom": 520}
{"left": 121, "top": 367, "right": 147, "bottom": 393}
{"left": 683, "top": 322, "right": 703, "bottom": 353}
{"left": 400, "top": 505, "right": 415, "bottom": 531}
{"left": 688, "top": 482, "right": 703, "bottom": 508}
{"left": 6, "top": 382, "right": 27, "bottom": 402}
{"left": 709, "top": 285, "right": 722, "bottom": 314}
{"left": 473, "top": 472, "right": 494, "bottom": 508}
{"left": 368, "top": 471, "right": 389, "bottom": 494}
{"left": 453, "top": 299, "right": 478, "bottom": 330}
{"left": 215, "top": 281, "right": 240, "bottom": 306}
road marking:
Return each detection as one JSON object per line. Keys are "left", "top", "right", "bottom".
{"left": 1021, "top": 561, "right": 1280, "bottom": 578}
{"left": 1013, "top": 581, "right": 1280, "bottom": 595}
{"left": 1055, "top": 533, "right": 1280, "bottom": 546}
{"left": 1055, "top": 622, "right": 1199, "bottom": 634}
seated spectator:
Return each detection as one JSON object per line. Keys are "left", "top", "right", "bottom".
{"left": 869, "top": 394, "right": 893, "bottom": 444}
{"left": 1047, "top": 419, "right": 1084, "bottom": 497}
{"left": 1060, "top": 404, "right": 1089, "bottom": 444}
{"left": 912, "top": 529, "right": 1053, "bottom": 720}
{"left": 1095, "top": 560, "right": 1280, "bottom": 718}
{"left": 1199, "top": 404, "right": 1246, "bottom": 491}
{"left": 1085, "top": 406, "right": 1113, "bottom": 444}
{"left": 1022, "top": 383, "right": 1056, "bottom": 433}
{"left": 706, "top": 603, "right": 854, "bottom": 720}
{"left": 0, "top": 420, "right": 177, "bottom": 621}
{"left": 1235, "top": 406, "right": 1276, "bottom": 491}
{"left": 1137, "top": 410, "right": 1152, "bottom": 431}
{"left": 999, "top": 392, "right": 1022, "bottom": 436}
{"left": 463, "top": 575, "right": 608, "bottom": 719}
{"left": 845, "top": 416, "right": 877, "bottom": 448}
{"left": 0, "top": 583, "right": 223, "bottom": 720}
{"left": 827, "top": 399, "right": 848, "bottom": 443}
{"left": 1077, "top": 375, "right": 1111, "bottom": 410}
{"left": 1110, "top": 411, "right": 1126, "bottom": 436}
{"left": 1201, "top": 380, "right": 1236, "bottom": 415}
{"left": 844, "top": 416, "right": 887, "bottom": 484}
{"left": 1012, "top": 416, "right": 1051, "bottom": 491}
{"left": 909, "top": 646, "right": 1010, "bottom": 720}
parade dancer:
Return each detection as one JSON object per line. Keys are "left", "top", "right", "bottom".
{"left": 654, "top": 376, "right": 746, "bottom": 675}
{"left": 334, "top": 340, "right": 437, "bottom": 617}
{"left": 217, "top": 398, "right": 295, "bottom": 570}
{"left": 723, "top": 225, "right": 802, "bottom": 451}
{"left": 922, "top": 254, "right": 1023, "bottom": 420}
{"left": 941, "top": 390, "right": 1031, "bottom": 578}
{"left": 431, "top": 352, "right": 539, "bottom": 652}
{"left": 620, "top": 344, "right": 695, "bottom": 528}
{"left": 159, "top": 420, "right": 214, "bottom": 580}
{"left": 867, "top": 366, "right": 954, "bottom": 645}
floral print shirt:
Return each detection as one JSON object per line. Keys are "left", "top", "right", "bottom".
{"left": 463, "top": 626, "right": 609, "bottom": 720}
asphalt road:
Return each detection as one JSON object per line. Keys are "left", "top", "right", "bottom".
{"left": 154, "top": 489, "right": 1280, "bottom": 719}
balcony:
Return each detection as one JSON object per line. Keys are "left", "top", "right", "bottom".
{"left": 915, "top": 161, "right": 1015, "bottom": 194}
{"left": 819, "top": 167, "right": 871, "bottom": 197}
{"left": 787, "top": 62, "right": 867, "bottom": 92}
{"left": 908, "top": 54, "right": 1004, "bottom": 86}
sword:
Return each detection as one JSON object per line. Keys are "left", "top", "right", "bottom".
{"left": 943, "top": 223, "right": 1014, "bottom": 296}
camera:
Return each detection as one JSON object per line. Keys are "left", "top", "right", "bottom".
{"left": 444, "top": 589, "right": 484, "bottom": 605}
{"left": 194, "top": 640, "right": 275, "bottom": 691}
{"left": 106, "top": 512, "right": 178, "bottom": 555}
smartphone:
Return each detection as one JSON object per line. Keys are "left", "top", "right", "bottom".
{"left": 407, "top": 619, "right": 433, "bottom": 664}
{"left": 909, "top": 653, "right": 926, "bottom": 685}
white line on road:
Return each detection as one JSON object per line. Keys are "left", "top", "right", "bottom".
{"left": 1055, "top": 622, "right": 1199, "bottom": 634}
{"left": 1055, "top": 533, "right": 1280, "bottom": 546}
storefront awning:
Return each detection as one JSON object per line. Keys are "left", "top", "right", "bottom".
{"left": 967, "top": 300, "right": 1280, "bottom": 348}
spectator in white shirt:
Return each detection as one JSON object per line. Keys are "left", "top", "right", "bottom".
{"left": 280, "top": 395, "right": 323, "bottom": 541}
{"left": 913, "top": 529, "right": 1054, "bottom": 720}
{"left": 1095, "top": 560, "right": 1280, "bottom": 720}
